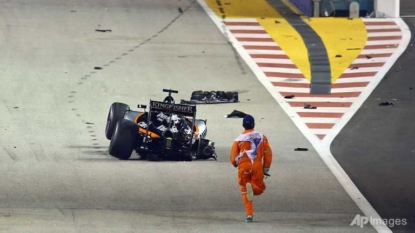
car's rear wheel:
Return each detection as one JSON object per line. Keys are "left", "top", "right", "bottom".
{"left": 109, "top": 119, "right": 137, "bottom": 160}
{"left": 105, "top": 102, "right": 130, "bottom": 140}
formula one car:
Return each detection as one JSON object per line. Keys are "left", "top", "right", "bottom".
{"left": 180, "top": 90, "right": 238, "bottom": 104}
{"left": 105, "top": 89, "right": 217, "bottom": 161}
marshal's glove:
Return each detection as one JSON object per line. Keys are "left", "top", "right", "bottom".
{"left": 263, "top": 168, "right": 270, "bottom": 179}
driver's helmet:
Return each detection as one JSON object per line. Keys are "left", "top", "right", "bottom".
{"left": 163, "top": 96, "right": 175, "bottom": 104}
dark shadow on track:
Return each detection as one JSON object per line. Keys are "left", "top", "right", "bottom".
{"left": 331, "top": 6, "right": 415, "bottom": 232}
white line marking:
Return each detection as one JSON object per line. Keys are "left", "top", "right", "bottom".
{"left": 285, "top": 97, "right": 357, "bottom": 102}
{"left": 267, "top": 77, "right": 309, "bottom": 83}
{"left": 239, "top": 41, "right": 279, "bottom": 46}
{"left": 352, "top": 57, "right": 390, "bottom": 63}
{"left": 274, "top": 86, "right": 310, "bottom": 93}
{"left": 333, "top": 77, "right": 373, "bottom": 83}
{"left": 292, "top": 107, "right": 350, "bottom": 113}
{"left": 261, "top": 67, "right": 303, "bottom": 73}
{"left": 302, "top": 118, "right": 341, "bottom": 124}
{"left": 365, "top": 40, "right": 401, "bottom": 45}
{"left": 309, "top": 128, "right": 333, "bottom": 135}
{"left": 226, "top": 25, "right": 264, "bottom": 30}
{"left": 367, "top": 32, "right": 402, "bottom": 37}
{"left": 233, "top": 33, "right": 271, "bottom": 38}
{"left": 247, "top": 49, "right": 285, "bottom": 54}
{"left": 361, "top": 48, "right": 398, "bottom": 54}
{"left": 343, "top": 67, "right": 382, "bottom": 73}
{"left": 253, "top": 58, "right": 294, "bottom": 64}
{"left": 331, "top": 87, "right": 366, "bottom": 92}
{"left": 224, "top": 19, "right": 258, "bottom": 22}
{"left": 365, "top": 25, "right": 400, "bottom": 30}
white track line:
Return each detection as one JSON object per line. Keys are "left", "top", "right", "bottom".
{"left": 240, "top": 41, "right": 280, "bottom": 46}
{"left": 232, "top": 33, "right": 271, "bottom": 38}
{"left": 285, "top": 97, "right": 357, "bottom": 102}
{"left": 292, "top": 107, "right": 350, "bottom": 113}
{"left": 334, "top": 77, "right": 373, "bottom": 83}
{"left": 227, "top": 25, "right": 264, "bottom": 30}
{"left": 302, "top": 117, "right": 341, "bottom": 124}
{"left": 343, "top": 67, "right": 384, "bottom": 73}
{"left": 247, "top": 50, "right": 286, "bottom": 55}
{"left": 267, "top": 77, "right": 309, "bottom": 83}
{"left": 309, "top": 128, "right": 333, "bottom": 135}
{"left": 367, "top": 32, "right": 402, "bottom": 37}
{"left": 253, "top": 58, "right": 294, "bottom": 64}
{"left": 365, "top": 40, "right": 401, "bottom": 45}
{"left": 366, "top": 25, "right": 400, "bottom": 30}
{"left": 361, "top": 48, "right": 398, "bottom": 54}
{"left": 261, "top": 67, "right": 303, "bottom": 73}
{"left": 352, "top": 57, "right": 390, "bottom": 63}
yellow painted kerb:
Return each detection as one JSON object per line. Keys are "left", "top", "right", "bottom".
{"left": 305, "top": 18, "right": 367, "bottom": 82}
{"left": 204, "top": 0, "right": 311, "bottom": 80}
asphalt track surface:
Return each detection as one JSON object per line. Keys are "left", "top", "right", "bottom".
{"left": 332, "top": 3, "right": 415, "bottom": 233}
{"left": 0, "top": 0, "right": 374, "bottom": 232}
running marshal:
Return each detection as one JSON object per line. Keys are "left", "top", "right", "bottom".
{"left": 150, "top": 100, "right": 196, "bottom": 115}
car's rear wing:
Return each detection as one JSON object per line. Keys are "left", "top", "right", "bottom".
{"left": 149, "top": 100, "right": 196, "bottom": 117}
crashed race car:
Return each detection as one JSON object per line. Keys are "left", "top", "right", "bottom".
{"left": 180, "top": 90, "right": 238, "bottom": 104}
{"left": 105, "top": 89, "right": 217, "bottom": 161}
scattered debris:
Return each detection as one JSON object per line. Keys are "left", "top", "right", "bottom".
{"left": 304, "top": 104, "right": 317, "bottom": 109}
{"left": 178, "top": 7, "right": 183, "bottom": 13}
{"left": 85, "top": 122, "right": 94, "bottom": 125}
{"left": 181, "top": 90, "right": 238, "bottom": 104}
{"left": 351, "top": 67, "right": 359, "bottom": 70}
{"left": 379, "top": 101, "right": 394, "bottom": 106}
{"left": 94, "top": 67, "right": 102, "bottom": 70}
{"left": 410, "top": 87, "right": 414, "bottom": 90}
{"left": 365, "top": 55, "right": 372, "bottom": 59}
{"left": 247, "top": 99, "right": 250, "bottom": 101}
{"left": 335, "top": 54, "right": 342, "bottom": 58}
{"left": 275, "top": 20, "right": 280, "bottom": 24}
{"left": 294, "top": 148, "right": 308, "bottom": 151}
{"left": 13, "top": 106, "right": 18, "bottom": 109}
{"left": 202, "top": 51, "right": 205, "bottom": 53}
{"left": 71, "top": 10, "right": 76, "bottom": 13}
{"left": 225, "top": 110, "right": 248, "bottom": 118}
{"left": 95, "top": 29, "right": 112, "bottom": 32}
{"left": 284, "top": 95, "right": 295, "bottom": 99}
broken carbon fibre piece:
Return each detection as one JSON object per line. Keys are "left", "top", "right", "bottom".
{"left": 225, "top": 110, "right": 248, "bottom": 118}
{"left": 180, "top": 90, "right": 238, "bottom": 105}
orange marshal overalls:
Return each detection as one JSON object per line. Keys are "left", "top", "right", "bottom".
{"left": 230, "top": 129, "right": 273, "bottom": 216}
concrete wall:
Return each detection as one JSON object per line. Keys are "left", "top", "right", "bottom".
{"left": 374, "top": 0, "right": 400, "bottom": 17}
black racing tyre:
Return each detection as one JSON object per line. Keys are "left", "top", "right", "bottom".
{"left": 109, "top": 119, "right": 137, "bottom": 160}
{"left": 190, "top": 90, "right": 204, "bottom": 101}
{"left": 181, "top": 153, "right": 193, "bottom": 162}
{"left": 105, "top": 102, "right": 130, "bottom": 140}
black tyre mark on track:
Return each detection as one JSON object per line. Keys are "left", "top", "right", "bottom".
{"left": 214, "top": 0, "right": 247, "bottom": 75}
